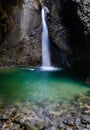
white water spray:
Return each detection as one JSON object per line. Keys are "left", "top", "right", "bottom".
{"left": 41, "top": 7, "right": 51, "bottom": 67}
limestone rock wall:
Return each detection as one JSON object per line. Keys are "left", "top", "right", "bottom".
{"left": 0, "top": 0, "right": 41, "bottom": 66}
{"left": 50, "top": 0, "right": 90, "bottom": 76}
{"left": 0, "top": 0, "right": 90, "bottom": 80}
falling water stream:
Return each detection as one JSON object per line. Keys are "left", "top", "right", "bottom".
{"left": 41, "top": 7, "right": 60, "bottom": 71}
{"left": 41, "top": 7, "right": 51, "bottom": 67}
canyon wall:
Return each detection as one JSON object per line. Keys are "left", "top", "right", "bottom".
{"left": 50, "top": 0, "right": 90, "bottom": 78}
{"left": 0, "top": 0, "right": 41, "bottom": 66}
{"left": 0, "top": 0, "right": 90, "bottom": 80}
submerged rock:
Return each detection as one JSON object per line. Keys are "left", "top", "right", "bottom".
{"left": 3, "top": 107, "right": 16, "bottom": 119}
{"left": 58, "top": 122, "right": 67, "bottom": 129}
{"left": 66, "top": 118, "right": 75, "bottom": 126}
{"left": 75, "top": 118, "right": 81, "bottom": 126}
{"left": 0, "top": 99, "right": 89, "bottom": 130}
{"left": 34, "top": 119, "right": 45, "bottom": 130}
{"left": 2, "top": 114, "right": 8, "bottom": 120}
{"left": 82, "top": 115, "right": 90, "bottom": 124}
{"left": 11, "top": 123, "right": 20, "bottom": 130}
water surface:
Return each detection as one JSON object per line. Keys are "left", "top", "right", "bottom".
{"left": 0, "top": 67, "right": 89, "bottom": 107}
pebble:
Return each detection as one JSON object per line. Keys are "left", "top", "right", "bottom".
{"left": 34, "top": 119, "right": 45, "bottom": 130}
{"left": 82, "top": 115, "right": 90, "bottom": 124}
{"left": 67, "top": 118, "right": 74, "bottom": 126}
{"left": 0, "top": 94, "right": 90, "bottom": 130}
{"left": 11, "top": 123, "right": 20, "bottom": 130}
{"left": 82, "top": 128, "right": 89, "bottom": 130}
{"left": 59, "top": 123, "right": 67, "bottom": 129}
{"left": 86, "top": 124, "right": 90, "bottom": 129}
{"left": 50, "top": 126, "right": 57, "bottom": 130}
{"left": 2, "top": 114, "right": 8, "bottom": 120}
{"left": 75, "top": 118, "right": 81, "bottom": 125}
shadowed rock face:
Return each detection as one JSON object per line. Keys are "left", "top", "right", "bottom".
{"left": 0, "top": 0, "right": 90, "bottom": 80}
{"left": 50, "top": 0, "right": 89, "bottom": 80}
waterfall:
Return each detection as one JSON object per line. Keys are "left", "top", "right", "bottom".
{"left": 41, "top": 7, "right": 51, "bottom": 67}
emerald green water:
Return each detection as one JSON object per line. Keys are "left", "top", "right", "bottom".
{"left": 0, "top": 67, "right": 90, "bottom": 105}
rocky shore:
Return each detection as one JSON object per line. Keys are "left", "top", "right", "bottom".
{"left": 0, "top": 96, "right": 90, "bottom": 130}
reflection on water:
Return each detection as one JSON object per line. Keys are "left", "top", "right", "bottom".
{"left": 0, "top": 67, "right": 89, "bottom": 105}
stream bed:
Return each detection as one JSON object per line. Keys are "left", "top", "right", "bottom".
{"left": 0, "top": 67, "right": 90, "bottom": 130}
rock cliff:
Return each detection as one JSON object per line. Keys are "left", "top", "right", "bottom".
{"left": 50, "top": 0, "right": 90, "bottom": 79}
{"left": 0, "top": 0, "right": 90, "bottom": 80}
{"left": 0, "top": 0, "right": 41, "bottom": 66}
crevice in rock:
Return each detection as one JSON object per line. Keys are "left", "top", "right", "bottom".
{"left": 53, "top": 0, "right": 90, "bottom": 79}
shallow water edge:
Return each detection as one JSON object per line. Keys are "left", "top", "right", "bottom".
{"left": 0, "top": 67, "right": 90, "bottom": 129}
